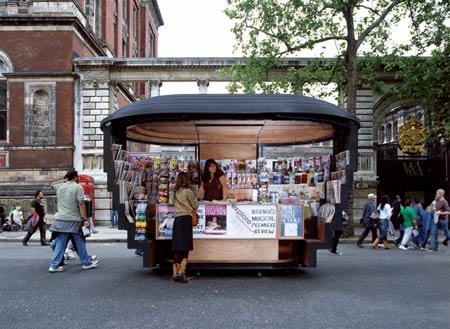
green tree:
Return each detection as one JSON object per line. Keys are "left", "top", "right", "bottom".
{"left": 393, "top": 47, "right": 450, "bottom": 144}
{"left": 224, "top": 0, "right": 447, "bottom": 114}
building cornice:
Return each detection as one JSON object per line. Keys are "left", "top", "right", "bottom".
{"left": 0, "top": 16, "right": 107, "bottom": 57}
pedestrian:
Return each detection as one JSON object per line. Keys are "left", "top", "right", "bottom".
{"left": 48, "top": 169, "right": 98, "bottom": 273}
{"left": 372, "top": 195, "right": 392, "bottom": 250}
{"left": 398, "top": 199, "right": 418, "bottom": 250}
{"left": 427, "top": 189, "right": 450, "bottom": 251}
{"left": 22, "top": 191, "right": 48, "bottom": 246}
{"left": 357, "top": 194, "right": 378, "bottom": 248}
{"left": 420, "top": 202, "right": 434, "bottom": 250}
{"left": 110, "top": 207, "right": 118, "bottom": 228}
{"left": 392, "top": 195, "right": 404, "bottom": 246}
{"left": 412, "top": 198, "right": 425, "bottom": 247}
{"left": 172, "top": 172, "right": 199, "bottom": 283}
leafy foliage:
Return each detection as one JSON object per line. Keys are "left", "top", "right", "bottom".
{"left": 224, "top": 0, "right": 449, "bottom": 116}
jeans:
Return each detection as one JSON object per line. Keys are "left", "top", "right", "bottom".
{"left": 401, "top": 226, "right": 413, "bottom": 246}
{"left": 421, "top": 230, "right": 431, "bottom": 248}
{"left": 49, "top": 232, "right": 92, "bottom": 268}
{"left": 378, "top": 218, "right": 389, "bottom": 240}
{"left": 110, "top": 210, "right": 118, "bottom": 227}
{"left": 429, "top": 219, "right": 450, "bottom": 250}
{"left": 412, "top": 225, "right": 424, "bottom": 244}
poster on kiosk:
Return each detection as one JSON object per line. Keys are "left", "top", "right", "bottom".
{"left": 78, "top": 174, "right": 95, "bottom": 225}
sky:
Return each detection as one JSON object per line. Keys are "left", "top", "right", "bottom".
{"left": 157, "top": 0, "right": 238, "bottom": 95}
{"left": 155, "top": 0, "right": 413, "bottom": 98}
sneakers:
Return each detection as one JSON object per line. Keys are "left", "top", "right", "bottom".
{"left": 398, "top": 245, "right": 408, "bottom": 250}
{"left": 356, "top": 243, "right": 363, "bottom": 248}
{"left": 91, "top": 255, "right": 97, "bottom": 261}
{"left": 330, "top": 251, "right": 343, "bottom": 256}
{"left": 443, "top": 238, "right": 448, "bottom": 246}
{"left": 82, "top": 260, "right": 98, "bottom": 270}
{"left": 48, "top": 266, "right": 64, "bottom": 273}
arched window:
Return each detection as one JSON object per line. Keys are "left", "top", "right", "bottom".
{"left": 386, "top": 123, "right": 392, "bottom": 142}
{"left": 393, "top": 120, "right": 398, "bottom": 140}
{"left": 379, "top": 126, "right": 385, "bottom": 144}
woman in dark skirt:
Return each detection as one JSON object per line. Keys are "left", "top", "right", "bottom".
{"left": 172, "top": 172, "right": 199, "bottom": 283}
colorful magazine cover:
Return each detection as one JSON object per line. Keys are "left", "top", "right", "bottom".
{"left": 157, "top": 205, "right": 176, "bottom": 238}
{"left": 204, "top": 205, "right": 227, "bottom": 235}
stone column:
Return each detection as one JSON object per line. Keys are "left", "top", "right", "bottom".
{"left": 197, "top": 79, "right": 209, "bottom": 94}
{"left": 149, "top": 80, "right": 162, "bottom": 97}
{"left": 80, "top": 78, "right": 112, "bottom": 225}
{"left": 352, "top": 86, "right": 378, "bottom": 221}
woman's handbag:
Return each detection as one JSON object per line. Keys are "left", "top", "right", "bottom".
{"left": 191, "top": 211, "right": 199, "bottom": 227}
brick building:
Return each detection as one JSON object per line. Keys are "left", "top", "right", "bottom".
{"left": 0, "top": 0, "right": 163, "bottom": 222}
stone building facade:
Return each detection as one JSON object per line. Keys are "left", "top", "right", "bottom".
{"left": 0, "top": 0, "right": 163, "bottom": 223}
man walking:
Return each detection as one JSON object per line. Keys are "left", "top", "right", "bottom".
{"left": 398, "top": 199, "right": 418, "bottom": 250}
{"left": 427, "top": 189, "right": 450, "bottom": 251}
{"left": 48, "top": 169, "right": 98, "bottom": 273}
{"left": 22, "top": 190, "right": 48, "bottom": 246}
{"left": 357, "top": 194, "right": 378, "bottom": 248}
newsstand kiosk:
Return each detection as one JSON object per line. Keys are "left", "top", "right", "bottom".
{"left": 101, "top": 94, "right": 359, "bottom": 270}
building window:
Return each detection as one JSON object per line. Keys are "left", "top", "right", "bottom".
{"left": 122, "top": 0, "right": 128, "bottom": 25}
{"left": 122, "top": 38, "right": 128, "bottom": 57}
{"left": 0, "top": 60, "right": 9, "bottom": 142}
{"left": 132, "top": 5, "right": 138, "bottom": 40}
{"left": 393, "top": 120, "right": 398, "bottom": 140}
{"left": 149, "top": 29, "right": 155, "bottom": 57}
{"left": 379, "top": 126, "right": 385, "bottom": 144}
{"left": 386, "top": 123, "right": 392, "bottom": 142}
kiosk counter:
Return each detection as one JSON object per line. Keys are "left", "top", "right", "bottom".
{"left": 101, "top": 94, "right": 359, "bottom": 270}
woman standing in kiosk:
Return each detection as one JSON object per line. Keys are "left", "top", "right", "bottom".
{"left": 172, "top": 172, "right": 199, "bottom": 283}
{"left": 197, "top": 159, "right": 227, "bottom": 201}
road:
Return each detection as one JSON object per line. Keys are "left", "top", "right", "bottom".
{"left": 1, "top": 242, "right": 449, "bottom": 329}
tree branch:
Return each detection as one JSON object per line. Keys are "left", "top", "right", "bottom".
{"left": 277, "top": 35, "right": 347, "bottom": 57}
{"left": 355, "top": 4, "right": 381, "bottom": 16}
{"left": 356, "top": 0, "right": 407, "bottom": 49}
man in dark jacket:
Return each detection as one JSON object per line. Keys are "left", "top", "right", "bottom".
{"left": 22, "top": 190, "right": 48, "bottom": 246}
{"left": 357, "top": 194, "right": 378, "bottom": 248}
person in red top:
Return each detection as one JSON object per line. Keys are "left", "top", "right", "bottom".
{"left": 196, "top": 159, "right": 227, "bottom": 201}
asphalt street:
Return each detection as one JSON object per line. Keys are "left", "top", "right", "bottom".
{"left": 0, "top": 242, "right": 449, "bottom": 329}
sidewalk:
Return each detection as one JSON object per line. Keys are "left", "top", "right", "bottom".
{"left": 0, "top": 226, "right": 128, "bottom": 243}
{"left": 0, "top": 226, "right": 394, "bottom": 244}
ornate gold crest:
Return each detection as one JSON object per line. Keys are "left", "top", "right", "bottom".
{"left": 398, "top": 116, "right": 427, "bottom": 154}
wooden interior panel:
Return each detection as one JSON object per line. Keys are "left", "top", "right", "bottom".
{"left": 189, "top": 239, "right": 279, "bottom": 262}
{"left": 127, "top": 120, "right": 334, "bottom": 145}
{"left": 200, "top": 143, "right": 257, "bottom": 160}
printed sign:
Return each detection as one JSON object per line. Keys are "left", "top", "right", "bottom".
{"left": 227, "top": 204, "right": 277, "bottom": 238}
{"left": 280, "top": 205, "right": 303, "bottom": 238}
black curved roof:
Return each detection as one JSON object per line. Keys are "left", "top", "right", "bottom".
{"left": 101, "top": 94, "right": 359, "bottom": 129}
